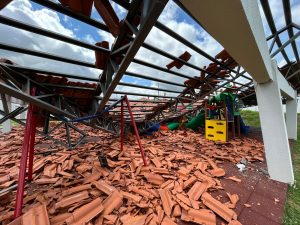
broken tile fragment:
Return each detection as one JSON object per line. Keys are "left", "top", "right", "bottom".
{"left": 201, "top": 192, "right": 237, "bottom": 222}
{"left": 65, "top": 198, "right": 104, "bottom": 225}
{"left": 101, "top": 190, "right": 123, "bottom": 215}
{"left": 120, "top": 191, "right": 142, "bottom": 202}
{"left": 159, "top": 189, "right": 174, "bottom": 217}
{"left": 145, "top": 173, "right": 164, "bottom": 185}
{"left": 8, "top": 203, "right": 50, "bottom": 225}
{"left": 55, "top": 191, "right": 90, "bottom": 209}
{"left": 181, "top": 208, "right": 216, "bottom": 225}
{"left": 161, "top": 216, "right": 177, "bottom": 225}
{"left": 93, "top": 180, "right": 116, "bottom": 195}
{"left": 228, "top": 220, "right": 243, "bottom": 225}
{"left": 227, "top": 176, "right": 242, "bottom": 183}
{"left": 188, "top": 181, "right": 208, "bottom": 201}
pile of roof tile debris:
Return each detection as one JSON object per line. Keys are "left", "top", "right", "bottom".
{"left": 0, "top": 124, "right": 265, "bottom": 225}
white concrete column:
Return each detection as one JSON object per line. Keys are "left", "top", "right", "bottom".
{"left": 20, "top": 101, "right": 27, "bottom": 120}
{"left": 255, "top": 62, "right": 294, "bottom": 184}
{"left": 286, "top": 91, "right": 298, "bottom": 140}
{"left": 20, "top": 80, "right": 29, "bottom": 120}
{"left": 2, "top": 95, "right": 12, "bottom": 133}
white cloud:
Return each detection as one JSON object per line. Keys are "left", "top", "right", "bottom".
{"left": 0, "top": 0, "right": 100, "bottom": 78}
{"left": 83, "top": 34, "right": 96, "bottom": 44}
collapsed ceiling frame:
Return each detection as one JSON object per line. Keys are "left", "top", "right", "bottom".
{"left": 0, "top": 0, "right": 299, "bottom": 135}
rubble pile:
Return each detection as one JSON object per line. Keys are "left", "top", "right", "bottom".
{"left": 0, "top": 125, "right": 265, "bottom": 225}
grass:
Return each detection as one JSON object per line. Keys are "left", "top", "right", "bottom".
{"left": 240, "top": 110, "right": 260, "bottom": 127}
{"left": 283, "top": 116, "right": 300, "bottom": 225}
{"left": 241, "top": 110, "right": 300, "bottom": 224}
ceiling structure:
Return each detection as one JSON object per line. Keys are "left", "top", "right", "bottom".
{"left": 0, "top": 0, "right": 299, "bottom": 134}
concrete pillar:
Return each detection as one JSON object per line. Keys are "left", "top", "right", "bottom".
{"left": 254, "top": 63, "right": 294, "bottom": 184}
{"left": 286, "top": 92, "right": 298, "bottom": 140}
{"left": 20, "top": 101, "right": 27, "bottom": 120}
{"left": 20, "top": 80, "right": 30, "bottom": 120}
{"left": 2, "top": 95, "right": 12, "bottom": 133}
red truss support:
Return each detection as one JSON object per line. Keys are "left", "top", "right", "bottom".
{"left": 14, "top": 88, "right": 38, "bottom": 218}
{"left": 120, "top": 95, "right": 147, "bottom": 166}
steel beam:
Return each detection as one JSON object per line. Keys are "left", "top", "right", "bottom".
{"left": 97, "top": 97, "right": 169, "bottom": 103}
{"left": 125, "top": 71, "right": 186, "bottom": 87}
{"left": 271, "top": 31, "right": 300, "bottom": 58}
{"left": 30, "top": 0, "right": 109, "bottom": 32}
{"left": 0, "top": 15, "right": 110, "bottom": 53}
{"left": 0, "top": 42, "right": 96, "bottom": 68}
{"left": 112, "top": 0, "right": 238, "bottom": 74}
{"left": 260, "top": 0, "right": 290, "bottom": 64}
{"left": 113, "top": 91, "right": 175, "bottom": 98}
{"left": 118, "top": 82, "right": 182, "bottom": 93}
{"left": 0, "top": 106, "right": 24, "bottom": 124}
{"left": 2, "top": 63, "right": 99, "bottom": 82}
{"left": 96, "top": 0, "right": 169, "bottom": 112}
{"left": 41, "top": 83, "right": 96, "bottom": 91}
{"left": 266, "top": 24, "right": 292, "bottom": 41}
{"left": 287, "top": 68, "right": 300, "bottom": 81}
{"left": 282, "top": 0, "right": 299, "bottom": 62}
{"left": 132, "top": 58, "right": 199, "bottom": 81}
{"left": 0, "top": 82, "right": 76, "bottom": 119}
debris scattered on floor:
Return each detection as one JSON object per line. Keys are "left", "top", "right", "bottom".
{"left": 0, "top": 125, "right": 266, "bottom": 225}
{"left": 236, "top": 164, "right": 246, "bottom": 172}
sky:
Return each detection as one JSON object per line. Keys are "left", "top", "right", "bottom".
{"left": 0, "top": 0, "right": 299, "bottom": 101}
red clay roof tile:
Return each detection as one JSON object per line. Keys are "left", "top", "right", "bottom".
{"left": 181, "top": 208, "right": 216, "bottom": 225}
{"left": 201, "top": 192, "right": 237, "bottom": 222}
{"left": 159, "top": 189, "right": 174, "bottom": 217}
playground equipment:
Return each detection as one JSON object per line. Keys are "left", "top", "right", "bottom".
{"left": 205, "top": 90, "right": 247, "bottom": 142}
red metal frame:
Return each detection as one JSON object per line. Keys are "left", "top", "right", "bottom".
{"left": 14, "top": 88, "right": 37, "bottom": 218}
{"left": 27, "top": 106, "right": 37, "bottom": 181}
{"left": 121, "top": 95, "right": 147, "bottom": 166}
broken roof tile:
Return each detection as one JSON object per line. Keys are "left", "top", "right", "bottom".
{"left": 120, "top": 214, "right": 147, "bottom": 225}
{"left": 159, "top": 189, "right": 175, "bottom": 217}
{"left": 55, "top": 191, "right": 89, "bottom": 209}
{"left": 188, "top": 181, "right": 208, "bottom": 201}
{"left": 181, "top": 208, "right": 216, "bottom": 225}
{"left": 101, "top": 190, "right": 123, "bottom": 215}
{"left": 120, "top": 191, "right": 142, "bottom": 203}
{"left": 33, "top": 177, "right": 59, "bottom": 185}
{"left": 0, "top": 124, "right": 267, "bottom": 225}
{"left": 161, "top": 216, "right": 178, "bottom": 225}
{"left": 226, "top": 193, "right": 239, "bottom": 209}
{"left": 176, "top": 193, "right": 192, "bottom": 207}
{"left": 228, "top": 220, "right": 243, "bottom": 225}
{"left": 209, "top": 167, "right": 226, "bottom": 177}
{"left": 130, "top": 187, "right": 154, "bottom": 199}
{"left": 61, "top": 184, "right": 91, "bottom": 197}
{"left": 145, "top": 173, "right": 164, "bottom": 185}
{"left": 151, "top": 157, "right": 162, "bottom": 168}
{"left": 183, "top": 176, "right": 197, "bottom": 189}
{"left": 227, "top": 176, "right": 242, "bottom": 183}
{"left": 8, "top": 203, "right": 50, "bottom": 225}
{"left": 93, "top": 180, "right": 117, "bottom": 195}
{"left": 201, "top": 192, "right": 237, "bottom": 222}
{"left": 65, "top": 198, "right": 104, "bottom": 225}
{"left": 50, "top": 213, "right": 72, "bottom": 225}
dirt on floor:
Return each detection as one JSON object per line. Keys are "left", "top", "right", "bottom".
{"left": 0, "top": 125, "right": 287, "bottom": 225}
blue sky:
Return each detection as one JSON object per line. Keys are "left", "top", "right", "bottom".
{"left": 0, "top": 0, "right": 299, "bottom": 99}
